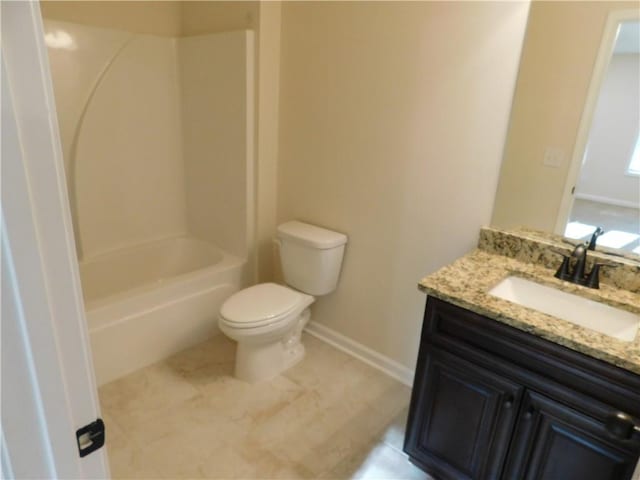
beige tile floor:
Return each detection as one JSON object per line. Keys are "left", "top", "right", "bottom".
{"left": 100, "top": 333, "right": 431, "bottom": 480}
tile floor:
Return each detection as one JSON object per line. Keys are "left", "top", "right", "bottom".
{"left": 100, "top": 333, "right": 431, "bottom": 479}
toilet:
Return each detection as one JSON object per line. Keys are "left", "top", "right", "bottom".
{"left": 218, "top": 221, "right": 348, "bottom": 383}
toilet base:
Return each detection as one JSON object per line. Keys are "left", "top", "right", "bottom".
{"left": 234, "top": 309, "right": 310, "bottom": 383}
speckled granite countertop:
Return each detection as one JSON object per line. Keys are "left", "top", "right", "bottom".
{"left": 418, "top": 227, "right": 640, "bottom": 374}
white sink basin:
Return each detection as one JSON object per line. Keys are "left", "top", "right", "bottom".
{"left": 488, "top": 276, "right": 639, "bottom": 342}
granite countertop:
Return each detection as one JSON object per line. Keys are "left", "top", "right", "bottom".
{"left": 418, "top": 228, "right": 640, "bottom": 374}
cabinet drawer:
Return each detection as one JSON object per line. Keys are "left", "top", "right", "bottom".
{"left": 422, "top": 297, "right": 640, "bottom": 417}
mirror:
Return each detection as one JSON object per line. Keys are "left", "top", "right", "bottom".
{"left": 566, "top": 20, "right": 639, "bottom": 253}
{"left": 492, "top": 1, "right": 640, "bottom": 256}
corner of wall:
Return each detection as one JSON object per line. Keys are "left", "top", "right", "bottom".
{"left": 255, "top": 1, "right": 282, "bottom": 283}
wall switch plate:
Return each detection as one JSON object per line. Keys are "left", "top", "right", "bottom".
{"left": 543, "top": 147, "right": 565, "bottom": 168}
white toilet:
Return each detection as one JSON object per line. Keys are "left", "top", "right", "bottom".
{"left": 218, "top": 221, "right": 347, "bottom": 383}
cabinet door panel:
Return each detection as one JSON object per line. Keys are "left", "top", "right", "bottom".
{"left": 404, "top": 346, "right": 523, "bottom": 480}
{"left": 503, "top": 392, "right": 640, "bottom": 480}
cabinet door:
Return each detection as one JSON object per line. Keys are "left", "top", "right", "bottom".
{"left": 503, "top": 391, "right": 640, "bottom": 480}
{"left": 404, "top": 346, "right": 524, "bottom": 480}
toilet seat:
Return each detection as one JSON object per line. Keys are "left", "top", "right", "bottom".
{"left": 219, "top": 283, "right": 303, "bottom": 329}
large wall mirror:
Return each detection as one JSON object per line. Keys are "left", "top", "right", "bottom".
{"left": 492, "top": 1, "right": 640, "bottom": 256}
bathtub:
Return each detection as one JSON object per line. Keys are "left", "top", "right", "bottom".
{"left": 80, "top": 236, "right": 246, "bottom": 386}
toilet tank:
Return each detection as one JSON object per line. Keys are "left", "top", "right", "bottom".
{"left": 277, "top": 221, "right": 347, "bottom": 296}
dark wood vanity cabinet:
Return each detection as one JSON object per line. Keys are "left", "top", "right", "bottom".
{"left": 404, "top": 297, "right": 640, "bottom": 480}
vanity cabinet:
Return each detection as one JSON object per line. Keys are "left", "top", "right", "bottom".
{"left": 502, "top": 391, "right": 637, "bottom": 480}
{"left": 404, "top": 297, "right": 640, "bottom": 480}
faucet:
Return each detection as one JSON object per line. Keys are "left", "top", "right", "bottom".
{"left": 569, "top": 243, "right": 588, "bottom": 283}
{"left": 553, "top": 227, "right": 613, "bottom": 289}
{"left": 554, "top": 243, "right": 587, "bottom": 284}
{"left": 587, "top": 226, "right": 604, "bottom": 251}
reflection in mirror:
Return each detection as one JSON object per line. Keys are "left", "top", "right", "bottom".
{"left": 566, "top": 21, "right": 639, "bottom": 253}
{"left": 491, "top": 2, "right": 640, "bottom": 257}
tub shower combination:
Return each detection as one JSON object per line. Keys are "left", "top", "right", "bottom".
{"left": 81, "top": 237, "right": 245, "bottom": 385}
{"left": 45, "top": 20, "right": 254, "bottom": 385}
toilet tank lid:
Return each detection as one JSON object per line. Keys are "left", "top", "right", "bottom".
{"left": 277, "top": 221, "right": 347, "bottom": 249}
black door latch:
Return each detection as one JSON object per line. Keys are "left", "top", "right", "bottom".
{"left": 76, "top": 418, "right": 105, "bottom": 457}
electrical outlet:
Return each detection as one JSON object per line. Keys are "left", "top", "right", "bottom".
{"left": 543, "top": 147, "right": 565, "bottom": 168}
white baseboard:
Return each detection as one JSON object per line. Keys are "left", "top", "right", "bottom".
{"left": 304, "top": 321, "right": 415, "bottom": 386}
{"left": 574, "top": 193, "right": 640, "bottom": 210}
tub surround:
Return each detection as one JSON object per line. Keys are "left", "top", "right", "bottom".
{"left": 44, "top": 20, "right": 253, "bottom": 262}
{"left": 44, "top": 21, "right": 255, "bottom": 385}
{"left": 418, "top": 226, "right": 640, "bottom": 374}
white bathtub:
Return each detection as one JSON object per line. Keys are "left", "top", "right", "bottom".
{"left": 80, "top": 236, "right": 246, "bottom": 385}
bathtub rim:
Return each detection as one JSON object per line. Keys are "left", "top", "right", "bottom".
{"left": 81, "top": 236, "right": 246, "bottom": 312}
{"left": 80, "top": 233, "right": 224, "bottom": 265}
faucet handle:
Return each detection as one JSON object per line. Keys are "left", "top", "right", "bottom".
{"left": 550, "top": 248, "right": 572, "bottom": 281}
{"left": 554, "top": 257, "right": 572, "bottom": 281}
{"left": 584, "top": 262, "right": 618, "bottom": 289}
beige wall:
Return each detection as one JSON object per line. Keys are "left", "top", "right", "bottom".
{"left": 492, "top": 1, "right": 638, "bottom": 232}
{"left": 40, "top": 1, "right": 182, "bottom": 36}
{"left": 180, "top": 1, "right": 258, "bottom": 36}
{"left": 40, "top": 1, "right": 258, "bottom": 37}
{"left": 277, "top": 1, "right": 530, "bottom": 369}
{"left": 255, "top": 2, "right": 281, "bottom": 282}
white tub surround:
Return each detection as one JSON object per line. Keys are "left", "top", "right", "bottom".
{"left": 44, "top": 22, "right": 255, "bottom": 385}
{"left": 44, "top": 21, "right": 254, "bottom": 263}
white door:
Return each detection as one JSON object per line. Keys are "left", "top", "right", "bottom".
{"left": 1, "top": 1, "right": 110, "bottom": 478}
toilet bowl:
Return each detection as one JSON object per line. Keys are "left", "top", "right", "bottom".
{"left": 219, "top": 221, "right": 347, "bottom": 383}
{"left": 219, "top": 283, "right": 315, "bottom": 382}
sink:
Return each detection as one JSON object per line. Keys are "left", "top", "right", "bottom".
{"left": 488, "top": 276, "right": 639, "bottom": 342}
